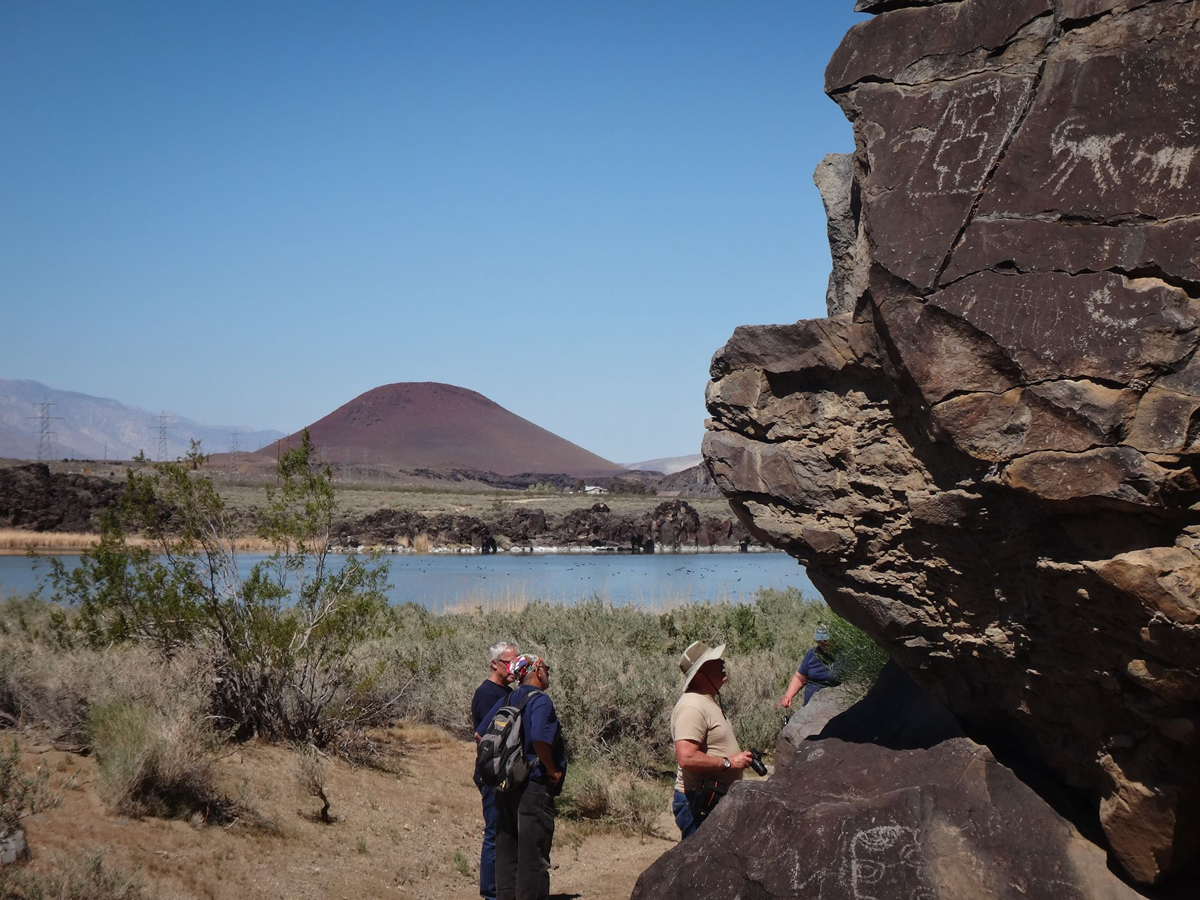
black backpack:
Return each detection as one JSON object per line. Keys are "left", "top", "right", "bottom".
{"left": 475, "top": 689, "right": 543, "bottom": 794}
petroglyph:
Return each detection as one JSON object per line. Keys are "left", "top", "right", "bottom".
{"left": 1133, "top": 144, "right": 1197, "bottom": 190}
{"left": 1048, "top": 118, "right": 1126, "bottom": 195}
{"left": 919, "top": 82, "right": 1026, "bottom": 196}
{"left": 849, "top": 825, "right": 931, "bottom": 900}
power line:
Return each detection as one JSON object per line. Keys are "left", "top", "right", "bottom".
{"left": 27, "top": 397, "right": 62, "bottom": 462}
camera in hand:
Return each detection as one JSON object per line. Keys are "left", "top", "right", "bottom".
{"left": 748, "top": 748, "right": 767, "bottom": 777}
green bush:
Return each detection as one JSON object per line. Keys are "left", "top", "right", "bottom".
{"left": 828, "top": 612, "right": 890, "bottom": 694}
{"left": 43, "top": 433, "right": 394, "bottom": 746}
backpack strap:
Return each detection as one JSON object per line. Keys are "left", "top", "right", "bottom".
{"left": 512, "top": 688, "right": 544, "bottom": 713}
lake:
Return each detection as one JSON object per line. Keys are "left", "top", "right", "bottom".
{"left": 0, "top": 551, "right": 816, "bottom": 610}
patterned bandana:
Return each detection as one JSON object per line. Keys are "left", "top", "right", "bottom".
{"left": 508, "top": 654, "right": 543, "bottom": 680}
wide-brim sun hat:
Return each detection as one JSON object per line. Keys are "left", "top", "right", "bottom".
{"left": 679, "top": 641, "right": 726, "bottom": 692}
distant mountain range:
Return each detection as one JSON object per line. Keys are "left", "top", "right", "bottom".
{"left": 253, "top": 382, "right": 624, "bottom": 478}
{"left": 0, "top": 379, "right": 284, "bottom": 461}
{"left": 624, "top": 454, "right": 703, "bottom": 475}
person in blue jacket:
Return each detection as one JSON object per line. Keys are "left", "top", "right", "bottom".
{"left": 472, "top": 641, "right": 519, "bottom": 900}
{"left": 779, "top": 624, "right": 843, "bottom": 708}
{"left": 484, "top": 653, "right": 567, "bottom": 900}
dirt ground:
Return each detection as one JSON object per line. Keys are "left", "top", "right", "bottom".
{"left": 13, "top": 727, "right": 675, "bottom": 900}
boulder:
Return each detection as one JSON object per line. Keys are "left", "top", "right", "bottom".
{"left": 814, "top": 152, "right": 868, "bottom": 316}
{"left": 0, "top": 827, "right": 30, "bottom": 866}
{"left": 703, "top": 0, "right": 1200, "bottom": 886}
{"left": 774, "top": 683, "right": 856, "bottom": 770}
{"left": 632, "top": 738, "right": 1143, "bottom": 900}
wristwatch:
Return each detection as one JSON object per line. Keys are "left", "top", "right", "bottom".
{"left": 721, "top": 756, "right": 730, "bottom": 769}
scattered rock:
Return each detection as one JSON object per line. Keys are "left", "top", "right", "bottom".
{"left": 0, "top": 827, "right": 30, "bottom": 866}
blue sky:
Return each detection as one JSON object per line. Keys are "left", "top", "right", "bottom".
{"left": 2, "top": 1, "right": 864, "bottom": 464}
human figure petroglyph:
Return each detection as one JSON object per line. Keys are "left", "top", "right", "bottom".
{"left": 919, "top": 82, "right": 1025, "bottom": 196}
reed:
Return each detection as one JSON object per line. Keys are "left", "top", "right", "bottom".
{"left": 0, "top": 529, "right": 281, "bottom": 556}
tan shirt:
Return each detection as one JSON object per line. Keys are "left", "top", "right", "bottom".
{"left": 671, "top": 691, "right": 743, "bottom": 794}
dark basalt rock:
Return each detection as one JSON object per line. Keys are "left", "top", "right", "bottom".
{"left": 0, "top": 463, "right": 121, "bottom": 533}
{"left": 334, "top": 499, "right": 755, "bottom": 552}
{"left": 703, "top": 0, "right": 1200, "bottom": 886}
{"left": 632, "top": 737, "right": 1142, "bottom": 900}
{"left": 494, "top": 507, "right": 548, "bottom": 543}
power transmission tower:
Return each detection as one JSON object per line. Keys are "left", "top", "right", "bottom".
{"left": 228, "top": 431, "right": 241, "bottom": 472}
{"left": 155, "top": 412, "right": 177, "bottom": 462}
{"left": 27, "top": 398, "right": 62, "bottom": 462}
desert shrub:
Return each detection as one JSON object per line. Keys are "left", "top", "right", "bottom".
{"left": 293, "top": 744, "right": 331, "bottom": 823}
{"left": 0, "top": 634, "right": 213, "bottom": 751}
{"left": 42, "top": 434, "right": 395, "bottom": 746}
{"left": 0, "top": 741, "right": 56, "bottom": 838}
{"left": 87, "top": 695, "right": 226, "bottom": 820}
{"left": 0, "top": 851, "right": 150, "bottom": 900}
{"left": 384, "top": 586, "right": 880, "bottom": 777}
{"left": 556, "top": 758, "right": 668, "bottom": 835}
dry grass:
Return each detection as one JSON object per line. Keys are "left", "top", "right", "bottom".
{"left": 88, "top": 696, "right": 227, "bottom": 821}
{"left": 0, "top": 529, "right": 279, "bottom": 556}
{"left": 433, "top": 586, "right": 734, "bottom": 616}
{"left": 0, "top": 850, "right": 152, "bottom": 900}
{"left": 0, "top": 530, "right": 109, "bottom": 555}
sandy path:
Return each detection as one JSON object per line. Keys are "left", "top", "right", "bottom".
{"left": 15, "top": 728, "right": 674, "bottom": 900}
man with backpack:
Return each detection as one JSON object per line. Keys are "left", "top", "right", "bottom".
{"left": 472, "top": 641, "right": 519, "bottom": 900}
{"left": 478, "top": 653, "right": 566, "bottom": 900}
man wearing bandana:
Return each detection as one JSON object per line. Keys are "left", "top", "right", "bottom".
{"left": 484, "top": 653, "right": 567, "bottom": 900}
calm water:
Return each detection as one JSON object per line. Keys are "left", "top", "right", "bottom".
{"left": 0, "top": 551, "right": 815, "bottom": 610}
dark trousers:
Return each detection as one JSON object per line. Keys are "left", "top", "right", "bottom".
{"left": 479, "top": 784, "right": 499, "bottom": 899}
{"left": 496, "top": 780, "right": 555, "bottom": 900}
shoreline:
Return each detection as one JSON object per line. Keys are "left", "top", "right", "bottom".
{"left": 3, "top": 544, "right": 783, "bottom": 557}
{"left": 0, "top": 528, "right": 780, "bottom": 558}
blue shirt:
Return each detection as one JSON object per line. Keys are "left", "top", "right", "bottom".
{"left": 484, "top": 684, "right": 568, "bottom": 792}
{"left": 799, "top": 648, "right": 842, "bottom": 704}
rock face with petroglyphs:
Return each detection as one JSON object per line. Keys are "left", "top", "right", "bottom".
{"left": 633, "top": 738, "right": 1142, "bottom": 900}
{"left": 702, "top": 0, "right": 1200, "bottom": 888}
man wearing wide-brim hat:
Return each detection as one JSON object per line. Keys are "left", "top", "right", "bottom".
{"left": 670, "top": 641, "right": 754, "bottom": 838}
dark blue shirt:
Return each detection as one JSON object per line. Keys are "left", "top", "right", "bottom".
{"left": 472, "top": 679, "right": 510, "bottom": 736}
{"left": 799, "top": 648, "right": 842, "bottom": 704}
{"left": 484, "top": 684, "right": 567, "bottom": 793}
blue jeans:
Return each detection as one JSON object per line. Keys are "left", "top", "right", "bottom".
{"left": 672, "top": 790, "right": 697, "bottom": 839}
{"left": 479, "top": 783, "right": 499, "bottom": 899}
